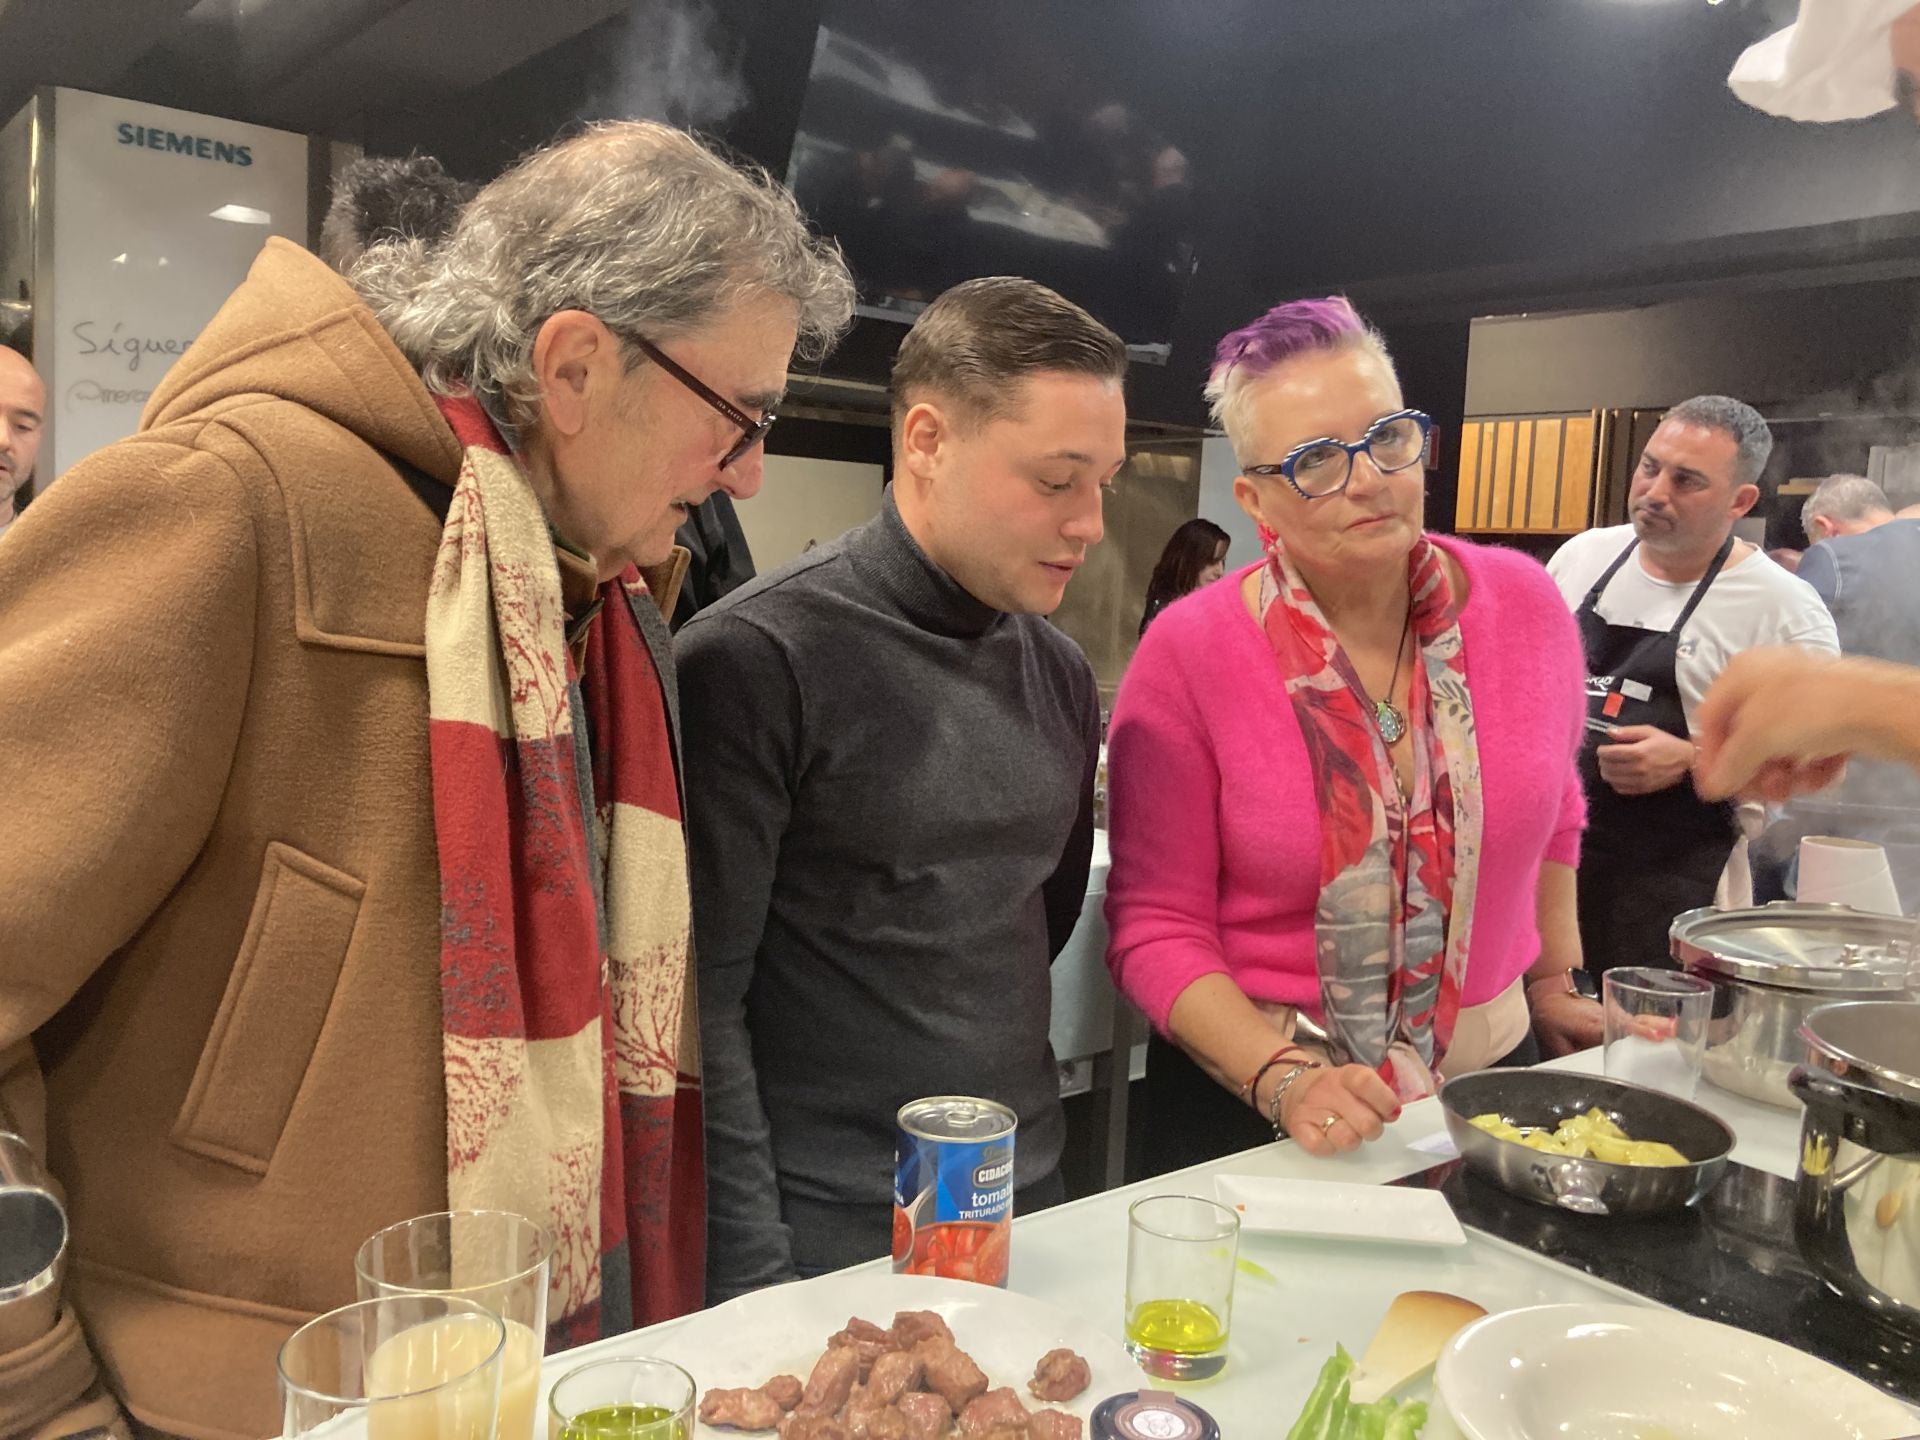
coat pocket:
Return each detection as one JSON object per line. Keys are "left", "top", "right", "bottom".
{"left": 171, "top": 842, "right": 365, "bottom": 1174}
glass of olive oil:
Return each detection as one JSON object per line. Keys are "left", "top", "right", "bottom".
{"left": 1123, "top": 1195, "right": 1239, "bottom": 1381}
{"left": 548, "top": 1357, "right": 695, "bottom": 1440}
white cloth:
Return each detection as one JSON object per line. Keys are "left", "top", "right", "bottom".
{"left": 1728, "top": 0, "right": 1916, "bottom": 122}
{"left": 1547, "top": 525, "right": 1839, "bottom": 729}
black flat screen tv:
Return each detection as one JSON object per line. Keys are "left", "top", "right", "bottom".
{"left": 784, "top": 1, "right": 1201, "bottom": 354}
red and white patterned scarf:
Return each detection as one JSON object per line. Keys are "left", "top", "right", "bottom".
{"left": 424, "top": 392, "right": 704, "bottom": 1348}
{"left": 1258, "top": 531, "right": 1483, "bottom": 1100}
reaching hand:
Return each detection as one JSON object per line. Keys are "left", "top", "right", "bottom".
{"left": 1693, "top": 648, "right": 1870, "bottom": 803}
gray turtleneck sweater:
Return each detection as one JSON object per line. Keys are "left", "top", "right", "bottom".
{"left": 678, "top": 490, "right": 1098, "bottom": 1303}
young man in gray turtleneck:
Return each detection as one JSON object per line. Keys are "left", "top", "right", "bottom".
{"left": 679, "top": 277, "right": 1128, "bottom": 1301}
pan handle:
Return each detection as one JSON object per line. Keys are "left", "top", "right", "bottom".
{"left": 1549, "top": 1160, "right": 1610, "bottom": 1216}
{"left": 1789, "top": 1066, "right": 1920, "bottom": 1153}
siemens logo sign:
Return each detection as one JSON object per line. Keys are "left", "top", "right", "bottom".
{"left": 116, "top": 123, "right": 253, "bottom": 167}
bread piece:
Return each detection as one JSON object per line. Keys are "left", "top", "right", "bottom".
{"left": 1348, "top": 1290, "right": 1487, "bottom": 1404}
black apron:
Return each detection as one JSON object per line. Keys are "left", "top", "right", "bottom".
{"left": 1574, "top": 534, "right": 1738, "bottom": 978}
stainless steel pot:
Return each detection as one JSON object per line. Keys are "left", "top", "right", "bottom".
{"left": 1439, "top": 1069, "right": 1733, "bottom": 1217}
{"left": 1790, "top": 999, "right": 1920, "bottom": 1339}
{"left": 1671, "top": 903, "right": 1917, "bottom": 1109}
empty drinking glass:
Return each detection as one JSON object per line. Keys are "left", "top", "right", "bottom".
{"left": 357, "top": 1210, "right": 552, "bottom": 1440}
{"left": 1603, "top": 966, "right": 1714, "bottom": 1100}
{"left": 1123, "top": 1194, "right": 1239, "bottom": 1381}
{"left": 279, "top": 1293, "right": 504, "bottom": 1440}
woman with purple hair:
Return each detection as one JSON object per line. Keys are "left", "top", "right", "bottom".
{"left": 1104, "top": 296, "right": 1600, "bottom": 1169}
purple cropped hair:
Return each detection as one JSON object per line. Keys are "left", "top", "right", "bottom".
{"left": 1203, "top": 295, "right": 1393, "bottom": 432}
{"left": 1210, "top": 296, "right": 1364, "bottom": 384}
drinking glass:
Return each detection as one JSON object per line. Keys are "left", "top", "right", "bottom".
{"left": 1602, "top": 966, "right": 1714, "bottom": 1100}
{"left": 357, "top": 1210, "right": 553, "bottom": 1440}
{"left": 279, "top": 1294, "right": 504, "bottom": 1440}
{"left": 548, "top": 1356, "right": 696, "bottom": 1440}
{"left": 1123, "top": 1194, "right": 1239, "bottom": 1381}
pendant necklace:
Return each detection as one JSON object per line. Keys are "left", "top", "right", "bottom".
{"left": 1370, "top": 603, "right": 1414, "bottom": 746}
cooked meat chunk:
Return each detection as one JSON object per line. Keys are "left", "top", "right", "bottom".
{"left": 765, "top": 1376, "right": 806, "bottom": 1412}
{"left": 830, "top": 1316, "right": 901, "bottom": 1378}
{"left": 1026, "top": 1349, "right": 1091, "bottom": 1404}
{"left": 973, "top": 1428, "right": 1029, "bottom": 1440}
{"left": 890, "top": 1310, "right": 955, "bottom": 1350}
{"left": 957, "top": 1388, "right": 1031, "bottom": 1437}
{"left": 701, "top": 1388, "right": 786, "bottom": 1432}
{"left": 865, "top": 1349, "right": 925, "bottom": 1404}
{"left": 797, "top": 1346, "right": 862, "bottom": 1416}
{"left": 841, "top": 1398, "right": 910, "bottom": 1440}
{"left": 913, "top": 1338, "right": 989, "bottom": 1413}
{"left": 896, "top": 1391, "right": 954, "bottom": 1440}
{"left": 1027, "top": 1412, "right": 1083, "bottom": 1440}
{"left": 781, "top": 1417, "right": 851, "bottom": 1440}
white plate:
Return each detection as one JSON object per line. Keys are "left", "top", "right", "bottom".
{"left": 1434, "top": 1303, "right": 1917, "bottom": 1440}
{"left": 1213, "top": 1174, "right": 1467, "bottom": 1247}
{"left": 651, "top": 1272, "right": 1141, "bottom": 1439}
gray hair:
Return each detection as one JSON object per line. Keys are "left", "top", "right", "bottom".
{"left": 1663, "top": 394, "right": 1773, "bottom": 488}
{"left": 352, "top": 121, "right": 854, "bottom": 430}
{"left": 1803, "top": 473, "right": 1892, "bottom": 534}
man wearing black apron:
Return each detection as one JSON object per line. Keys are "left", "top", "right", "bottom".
{"left": 1574, "top": 534, "right": 1738, "bottom": 977}
{"left": 1549, "top": 395, "right": 1838, "bottom": 979}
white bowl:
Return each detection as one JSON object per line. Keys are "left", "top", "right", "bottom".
{"left": 1434, "top": 1303, "right": 1916, "bottom": 1440}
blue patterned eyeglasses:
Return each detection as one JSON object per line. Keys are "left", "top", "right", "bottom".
{"left": 1245, "top": 409, "right": 1431, "bottom": 499}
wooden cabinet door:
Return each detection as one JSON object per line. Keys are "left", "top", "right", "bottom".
{"left": 1455, "top": 411, "right": 1600, "bottom": 535}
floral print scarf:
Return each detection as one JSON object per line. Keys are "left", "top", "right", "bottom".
{"left": 1258, "top": 534, "right": 1483, "bottom": 1099}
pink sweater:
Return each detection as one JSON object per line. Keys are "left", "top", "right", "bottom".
{"left": 1105, "top": 536, "right": 1587, "bottom": 1033}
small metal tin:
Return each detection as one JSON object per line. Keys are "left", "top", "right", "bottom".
{"left": 892, "top": 1095, "right": 1017, "bottom": 1286}
{"left": 1090, "top": 1392, "right": 1220, "bottom": 1440}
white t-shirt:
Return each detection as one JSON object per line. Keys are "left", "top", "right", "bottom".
{"left": 1547, "top": 524, "right": 1839, "bottom": 728}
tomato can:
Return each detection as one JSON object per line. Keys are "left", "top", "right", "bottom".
{"left": 892, "top": 1095, "right": 1017, "bottom": 1287}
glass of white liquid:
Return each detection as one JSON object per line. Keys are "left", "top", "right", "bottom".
{"left": 357, "top": 1211, "right": 553, "bottom": 1440}
{"left": 1602, "top": 966, "right": 1714, "bottom": 1101}
{"left": 279, "top": 1293, "right": 504, "bottom": 1440}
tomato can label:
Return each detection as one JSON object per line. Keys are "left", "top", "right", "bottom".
{"left": 892, "top": 1095, "right": 1017, "bottom": 1287}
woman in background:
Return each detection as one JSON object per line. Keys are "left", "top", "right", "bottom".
{"left": 1105, "top": 295, "right": 1601, "bottom": 1173}
{"left": 1139, "top": 518, "right": 1230, "bottom": 634}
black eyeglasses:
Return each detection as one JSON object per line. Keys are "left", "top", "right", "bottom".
{"left": 1245, "top": 409, "right": 1431, "bottom": 500}
{"left": 630, "top": 334, "right": 776, "bottom": 470}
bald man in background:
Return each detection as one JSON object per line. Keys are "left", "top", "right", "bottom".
{"left": 0, "top": 346, "right": 45, "bottom": 543}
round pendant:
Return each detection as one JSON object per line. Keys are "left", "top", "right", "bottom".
{"left": 1375, "top": 700, "right": 1406, "bottom": 745}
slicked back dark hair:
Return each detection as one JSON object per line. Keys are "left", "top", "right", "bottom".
{"left": 891, "top": 276, "right": 1126, "bottom": 430}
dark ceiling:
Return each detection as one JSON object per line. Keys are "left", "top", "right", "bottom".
{"left": 7, "top": 0, "right": 1916, "bottom": 430}
{"left": 0, "top": 0, "right": 634, "bottom": 141}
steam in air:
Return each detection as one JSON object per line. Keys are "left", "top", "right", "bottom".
{"left": 588, "top": 0, "right": 750, "bottom": 130}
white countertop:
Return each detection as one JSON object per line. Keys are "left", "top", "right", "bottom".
{"left": 541, "top": 1051, "right": 1816, "bottom": 1432}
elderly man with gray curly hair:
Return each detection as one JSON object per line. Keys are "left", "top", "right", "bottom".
{"left": 0, "top": 120, "right": 853, "bottom": 1439}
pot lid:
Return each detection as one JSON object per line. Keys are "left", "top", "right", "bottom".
{"left": 1801, "top": 999, "right": 1920, "bottom": 1104}
{"left": 1670, "top": 903, "right": 1918, "bottom": 991}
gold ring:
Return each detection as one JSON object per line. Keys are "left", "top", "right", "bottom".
{"left": 1320, "top": 1114, "right": 1341, "bottom": 1134}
